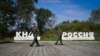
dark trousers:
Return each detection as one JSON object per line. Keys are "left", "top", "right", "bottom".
{"left": 31, "top": 36, "right": 39, "bottom": 46}
{"left": 55, "top": 35, "right": 63, "bottom": 45}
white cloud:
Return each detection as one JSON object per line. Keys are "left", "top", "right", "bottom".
{"left": 38, "top": 0, "right": 91, "bottom": 24}
{"left": 55, "top": 1, "right": 91, "bottom": 24}
{"left": 64, "top": 9, "right": 89, "bottom": 17}
{"left": 57, "top": 1, "right": 91, "bottom": 20}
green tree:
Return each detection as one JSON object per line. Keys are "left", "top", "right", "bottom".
{"left": 0, "top": 0, "right": 16, "bottom": 39}
{"left": 0, "top": 0, "right": 38, "bottom": 41}
{"left": 72, "top": 20, "right": 80, "bottom": 23}
{"left": 89, "top": 8, "right": 100, "bottom": 24}
{"left": 16, "top": 0, "right": 38, "bottom": 31}
{"left": 35, "top": 8, "right": 55, "bottom": 34}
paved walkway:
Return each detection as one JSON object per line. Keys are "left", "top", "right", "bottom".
{"left": 0, "top": 41, "right": 100, "bottom": 56}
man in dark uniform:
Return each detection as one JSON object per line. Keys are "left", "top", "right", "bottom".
{"left": 30, "top": 23, "right": 40, "bottom": 47}
{"left": 55, "top": 28, "right": 63, "bottom": 45}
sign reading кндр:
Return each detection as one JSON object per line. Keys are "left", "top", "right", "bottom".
{"left": 14, "top": 31, "right": 40, "bottom": 40}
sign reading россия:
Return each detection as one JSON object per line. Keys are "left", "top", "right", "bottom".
{"left": 62, "top": 32, "right": 95, "bottom": 40}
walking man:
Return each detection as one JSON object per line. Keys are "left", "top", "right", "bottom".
{"left": 30, "top": 23, "right": 40, "bottom": 47}
{"left": 55, "top": 28, "right": 63, "bottom": 45}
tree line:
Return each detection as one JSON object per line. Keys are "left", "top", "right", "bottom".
{"left": 0, "top": 0, "right": 55, "bottom": 41}
{"left": 41, "top": 8, "right": 100, "bottom": 41}
{"left": 0, "top": 0, "right": 100, "bottom": 41}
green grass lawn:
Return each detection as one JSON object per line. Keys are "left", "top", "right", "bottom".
{"left": 0, "top": 36, "right": 100, "bottom": 42}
